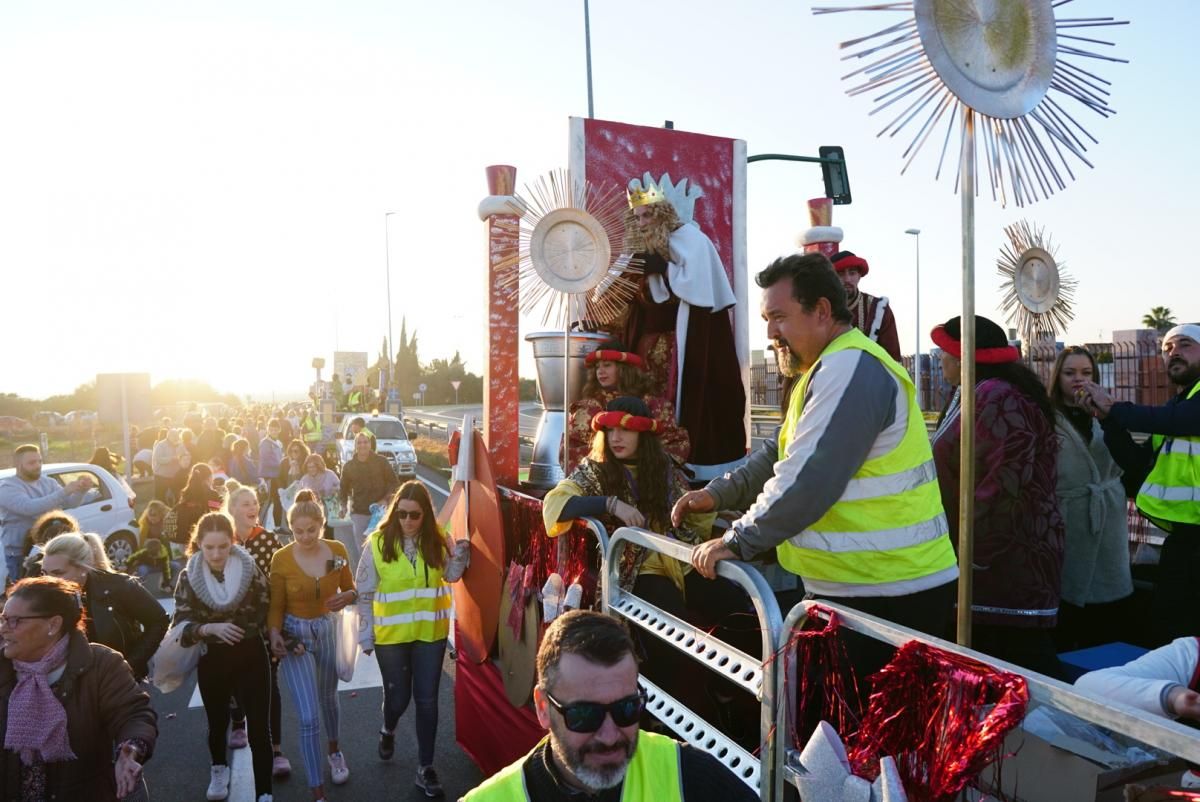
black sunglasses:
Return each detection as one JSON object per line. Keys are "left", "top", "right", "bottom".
{"left": 544, "top": 688, "right": 646, "bottom": 733}
{"left": 395, "top": 510, "right": 423, "bottom": 520}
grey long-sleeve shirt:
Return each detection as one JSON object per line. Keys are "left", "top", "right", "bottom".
{"left": 705, "top": 345, "right": 902, "bottom": 562}
{"left": 0, "top": 475, "right": 85, "bottom": 551}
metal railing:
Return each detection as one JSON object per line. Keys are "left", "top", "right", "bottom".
{"left": 602, "top": 527, "right": 782, "bottom": 799}
{"left": 752, "top": 337, "right": 1174, "bottom": 416}
{"left": 774, "top": 600, "right": 1200, "bottom": 802}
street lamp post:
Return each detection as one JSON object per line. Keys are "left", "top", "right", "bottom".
{"left": 384, "top": 211, "right": 399, "bottom": 389}
{"left": 905, "top": 228, "right": 922, "bottom": 410}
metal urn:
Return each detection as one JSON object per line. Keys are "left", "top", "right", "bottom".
{"left": 524, "top": 330, "right": 608, "bottom": 487}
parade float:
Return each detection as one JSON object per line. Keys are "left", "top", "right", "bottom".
{"left": 442, "top": 4, "right": 1200, "bottom": 800}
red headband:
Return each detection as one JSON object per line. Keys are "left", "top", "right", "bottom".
{"left": 590, "top": 411, "right": 660, "bottom": 434}
{"left": 930, "top": 325, "right": 1020, "bottom": 364}
{"left": 833, "top": 254, "right": 870, "bottom": 276}
{"left": 585, "top": 349, "right": 643, "bottom": 369}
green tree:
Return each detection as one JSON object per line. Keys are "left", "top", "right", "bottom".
{"left": 1142, "top": 306, "right": 1176, "bottom": 334}
{"left": 393, "top": 318, "right": 422, "bottom": 401}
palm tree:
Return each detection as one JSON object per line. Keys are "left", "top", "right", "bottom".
{"left": 1142, "top": 306, "right": 1176, "bottom": 334}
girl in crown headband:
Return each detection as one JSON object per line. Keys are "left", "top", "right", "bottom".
{"left": 565, "top": 340, "right": 690, "bottom": 472}
{"left": 544, "top": 396, "right": 753, "bottom": 717}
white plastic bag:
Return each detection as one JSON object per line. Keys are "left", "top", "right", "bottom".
{"left": 333, "top": 607, "right": 361, "bottom": 683}
{"left": 151, "top": 622, "right": 205, "bottom": 693}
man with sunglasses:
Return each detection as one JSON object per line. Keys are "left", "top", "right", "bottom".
{"left": 462, "top": 610, "right": 755, "bottom": 801}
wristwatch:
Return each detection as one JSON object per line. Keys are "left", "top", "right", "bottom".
{"left": 722, "top": 529, "right": 744, "bottom": 560}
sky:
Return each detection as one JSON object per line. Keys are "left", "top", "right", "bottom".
{"left": 2, "top": 0, "right": 1195, "bottom": 400}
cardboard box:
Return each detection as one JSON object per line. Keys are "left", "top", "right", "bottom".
{"left": 980, "top": 726, "right": 1186, "bottom": 802}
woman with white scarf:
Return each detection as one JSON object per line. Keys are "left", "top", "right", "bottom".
{"left": 170, "top": 511, "right": 274, "bottom": 802}
{"left": 0, "top": 575, "right": 157, "bottom": 800}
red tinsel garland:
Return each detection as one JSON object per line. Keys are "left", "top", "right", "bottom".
{"left": 786, "top": 607, "right": 863, "bottom": 749}
{"left": 847, "top": 640, "right": 1028, "bottom": 802}
{"left": 497, "top": 487, "right": 597, "bottom": 610}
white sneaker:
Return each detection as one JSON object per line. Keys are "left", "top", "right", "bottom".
{"left": 257, "top": 795, "right": 273, "bottom": 802}
{"left": 206, "top": 765, "right": 230, "bottom": 800}
{"left": 328, "top": 750, "right": 350, "bottom": 785}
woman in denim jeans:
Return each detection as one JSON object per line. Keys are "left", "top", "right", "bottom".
{"left": 355, "top": 481, "right": 468, "bottom": 798}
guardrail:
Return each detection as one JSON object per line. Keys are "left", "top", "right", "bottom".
{"left": 602, "top": 527, "right": 783, "bottom": 800}
{"left": 402, "top": 415, "right": 535, "bottom": 447}
{"left": 774, "top": 600, "right": 1200, "bottom": 802}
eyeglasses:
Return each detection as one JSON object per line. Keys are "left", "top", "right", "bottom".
{"left": 544, "top": 688, "right": 646, "bottom": 733}
{"left": 395, "top": 510, "right": 423, "bottom": 520}
{"left": 0, "top": 614, "right": 52, "bottom": 629}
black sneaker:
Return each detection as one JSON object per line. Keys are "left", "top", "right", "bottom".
{"left": 415, "top": 766, "right": 444, "bottom": 798}
{"left": 378, "top": 730, "right": 394, "bottom": 760}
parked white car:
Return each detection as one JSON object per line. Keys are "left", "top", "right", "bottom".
{"left": 0, "top": 462, "right": 139, "bottom": 570}
{"left": 336, "top": 414, "right": 417, "bottom": 478}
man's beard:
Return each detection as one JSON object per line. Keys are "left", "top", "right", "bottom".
{"left": 17, "top": 466, "right": 40, "bottom": 482}
{"left": 549, "top": 719, "right": 636, "bottom": 792}
{"left": 843, "top": 286, "right": 859, "bottom": 304}
{"left": 775, "top": 341, "right": 803, "bottom": 378}
{"left": 1168, "top": 358, "right": 1200, "bottom": 388}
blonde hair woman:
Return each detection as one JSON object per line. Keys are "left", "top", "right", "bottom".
{"left": 41, "top": 533, "right": 167, "bottom": 681}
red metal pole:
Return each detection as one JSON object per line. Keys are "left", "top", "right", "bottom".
{"left": 481, "top": 165, "right": 520, "bottom": 487}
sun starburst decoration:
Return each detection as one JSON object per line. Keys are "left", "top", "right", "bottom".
{"left": 495, "top": 170, "right": 638, "bottom": 329}
{"left": 997, "top": 219, "right": 1076, "bottom": 344}
{"left": 813, "top": 0, "right": 1128, "bottom": 207}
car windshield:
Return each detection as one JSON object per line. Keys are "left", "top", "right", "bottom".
{"left": 368, "top": 421, "right": 408, "bottom": 440}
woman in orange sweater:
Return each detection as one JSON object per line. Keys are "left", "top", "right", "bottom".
{"left": 268, "top": 490, "right": 356, "bottom": 802}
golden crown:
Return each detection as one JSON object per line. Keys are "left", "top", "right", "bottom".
{"left": 627, "top": 183, "right": 667, "bottom": 209}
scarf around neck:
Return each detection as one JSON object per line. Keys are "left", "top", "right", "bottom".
{"left": 5, "top": 633, "right": 76, "bottom": 766}
{"left": 187, "top": 546, "right": 253, "bottom": 612}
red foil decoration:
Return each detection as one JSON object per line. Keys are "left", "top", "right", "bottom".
{"left": 505, "top": 562, "right": 526, "bottom": 639}
{"left": 787, "top": 607, "right": 863, "bottom": 749}
{"left": 847, "top": 640, "right": 1029, "bottom": 802}
{"left": 497, "top": 487, "right": 599, "bottom": 610}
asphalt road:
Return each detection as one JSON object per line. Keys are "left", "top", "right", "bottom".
{"left": 144, "top": 467, "right": 482, "bottom": 802}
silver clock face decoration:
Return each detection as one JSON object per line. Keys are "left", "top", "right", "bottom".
{"left": 914, "top": 0, "right": 1056, "bottom": 119}
{"left": 495, "top": 169, "right": 638, "bottom": 328}
{"left": 998, "top": 220, "right": 1075, "bottom": 343}
{"left": 1012, "top": 247, "right": 1059, "bottom": 314}
{"left": 529, "top": 208, "right": 612, "bottom": 295}
{"left": 814, "top": 0, "right": 1128, "bottom": 207}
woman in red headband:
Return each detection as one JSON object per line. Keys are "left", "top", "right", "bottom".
{"left": 544, "top": 396, "right": 751, "bottom": 714}
{"left": 565, "top": 340, "right": 690, "bottom": 472}
{"left": 929, "top": 315, "right": 1066, "bottom": 679}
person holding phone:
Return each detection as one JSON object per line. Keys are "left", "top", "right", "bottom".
{"left": 170, "top": 511, "right": 273, "bottom": 802}
{"left": 268, "top": 490, "right": 356, "bottom": 801}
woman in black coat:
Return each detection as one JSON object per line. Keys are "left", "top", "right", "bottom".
{"left": 0, "top": 576, "right": 158, "bottom": 800}
{"left": 40, "top": 533, "right": 168, "bottom": 681}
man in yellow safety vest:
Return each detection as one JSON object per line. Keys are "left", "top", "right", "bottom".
{"left": 682, "top": 252, "right": 958, "bottom": 639}
{"left": 1079, "top": 323, "right": 1200, "bottom": 644}
{"left": 461, "top": 610, "right": 756, "bottom": 802}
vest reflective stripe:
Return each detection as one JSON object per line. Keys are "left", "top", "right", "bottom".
{"left": 370, "top": 531, "right": 452, "bottom": 644}
{"left": 1136, "top": 381, "right": 1200, "bottom": 530}
{"left": 376, "top": 609, "right": 453, "bottom": 627}
{"left": 376, "top": 587, "right": 451, "bottom": 604}
{"left": 462, "top": 732, "right": 684, "bottom": 802}
{"left": 301, "top": 417, "right": 321, "bottom": 442}
{"left": 776, "top": 329, "right": 957, "bottom": 593}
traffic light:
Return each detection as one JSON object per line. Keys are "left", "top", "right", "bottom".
{"left": 819, "top": 146, "right": 851, "bottom": 205}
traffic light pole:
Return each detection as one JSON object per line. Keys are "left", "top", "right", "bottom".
{"left": 747, "top": 147, "right": 851, "bottom": 205}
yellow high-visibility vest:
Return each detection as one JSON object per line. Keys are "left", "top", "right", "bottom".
{"left": 463, "top": 731, "right": 683, "bottom": 802}
{"left": 776, "top": 328, "right": 957, "bottom": 595}
{"left": 369, "top": 530, "right": 452, "bottom": 644}
{"left": 1136, "top": 380, "right": 1200, "bottom": 531}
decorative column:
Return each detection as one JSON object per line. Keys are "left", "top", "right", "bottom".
{"left": 477, "top": 165, "right": 520, "bottom": 488}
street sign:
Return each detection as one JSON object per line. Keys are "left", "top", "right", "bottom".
{"left": 450, "top": 380, "right": 461, "bottom": 390}
{"left": 419, "top": 383, "right": 428, "bottom": 392}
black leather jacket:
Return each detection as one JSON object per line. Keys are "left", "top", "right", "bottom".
{"left": 84, "top": 569, "right": 169, "bottom": 680}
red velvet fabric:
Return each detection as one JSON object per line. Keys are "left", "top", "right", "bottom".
{"left": 454, "top": 624, "right": 546, "bottom": 778}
